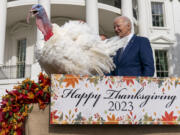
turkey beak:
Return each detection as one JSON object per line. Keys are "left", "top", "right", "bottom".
{"left": 31, "top": 9, "right": 38, "bottom": 16}
{"left": 26, "top": 9, "right": 38, "bottom": 24}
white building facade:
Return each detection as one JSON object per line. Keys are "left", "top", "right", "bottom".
{"left": 0, "top": 0, "right": 180, "bottom": 92}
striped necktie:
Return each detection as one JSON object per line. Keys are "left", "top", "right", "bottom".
{"left": 117, "top": 47, "right": 124, "bottom": 62}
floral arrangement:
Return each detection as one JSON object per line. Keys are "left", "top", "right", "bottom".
{"left": 0, "top": 73, "right": 50, "bottom": 135}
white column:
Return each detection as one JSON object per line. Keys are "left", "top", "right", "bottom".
{"left": 121, "top": 0, "right": 134, "bottom": 33}
{"left": 137, "top": 0, "right": 148, "bottom": 37}
{"left": 0, "top": 0, "right": 7, "bottom": 65}
{"left": 86, "top": 0, "right": 99, "bottom": 35}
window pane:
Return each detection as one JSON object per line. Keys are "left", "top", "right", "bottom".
{"left": 164, "top": 72, "right": 168, "bottom": 77}
{"left": 17, "top": 39, "right": 26, "bottom": 78}
{"left": 151, "top": 2, "right": 164, "bottom": 27}
{"left": 157, "top": 64, "right": 160, "bottom": 70}
{"left": 155, "top": 50, "right": 168, "bottom": 77}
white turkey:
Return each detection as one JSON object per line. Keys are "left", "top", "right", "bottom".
{"left": 27, "top": 4, "right": 127, "bottom": 76}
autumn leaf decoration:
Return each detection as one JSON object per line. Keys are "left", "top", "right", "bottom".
{"left": 161, "top": 111, "right": 177, "bottom": 125}
{"left": 63, "top": 75, "right": 79, "bottom": 88}
{"left": 105, "top": 114, "right": 119, "bottom": 124}
{"left": 122, "top": 76, "right": 136, "bottom": 86}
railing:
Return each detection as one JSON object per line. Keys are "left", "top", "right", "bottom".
{"left": 7, "top": 0, "right": 121, "bottom": 8}
{"left": 0, "top": 65, "right": 31, "bottom": 80}
{"left": 99, "top": 0, "right": 138, "bottom": 20}
{"left": 8, "top": 0, "right": 18, "bottom": 1}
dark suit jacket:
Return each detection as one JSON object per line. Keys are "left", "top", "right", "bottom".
{"left": 110, "top": 35, "right": 154, "bottom": 77}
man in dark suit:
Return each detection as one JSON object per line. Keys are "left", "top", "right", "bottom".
{"left": 110, "top": 16, "right": 154, "bottom": 76}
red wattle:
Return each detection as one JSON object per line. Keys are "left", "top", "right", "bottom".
{"left": 44, "top": 31, "right": 54, "bottom": 41}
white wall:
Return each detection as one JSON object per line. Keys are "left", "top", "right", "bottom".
{"left": 170, "top": 0, "right": 180, "bottom": 76}
{"left": 142, "top": 0, "right": 180, "bottom": 77}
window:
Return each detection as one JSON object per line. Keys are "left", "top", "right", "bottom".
{"left": 132, "top": 0, "right": 138, "bottom": 19}
{"left": 98, "top": 0, "right": 120, "bottom": 7}
{"left": 114, "top": 0, "right": 121, "bottom": 8}
{"left": 17, "top": 39, "right": 26, "bottom": 78}
{"left": 155, "top": 50, "right": 168, "bottom": 77}
{"left": 151, "top": 2, "right": 164, "bottom": 27}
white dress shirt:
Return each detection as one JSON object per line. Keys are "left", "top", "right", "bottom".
{"left": 122, "top": 33, "right": 134, "bottom": 51}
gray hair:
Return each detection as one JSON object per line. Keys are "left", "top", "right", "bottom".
{"left": 114, "top": 16, "right": 132, "bottom": 29}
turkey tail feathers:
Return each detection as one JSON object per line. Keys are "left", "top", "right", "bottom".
{"left": 87, "top": 48, "right": 115, "bottom": 75}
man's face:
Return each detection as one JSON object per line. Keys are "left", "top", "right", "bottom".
{"left": 114, "top": 18, "right": 131, "bottom": 38}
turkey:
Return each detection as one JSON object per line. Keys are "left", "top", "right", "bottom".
{"left": 27, "top": 4, "right": 127, "bottom": 76}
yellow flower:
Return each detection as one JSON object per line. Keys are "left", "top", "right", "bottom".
{"left": 43, "top": 85, "right": 49, "bottom": 92}
{"left": 17, "top": 122, "right": 23, "bottom": 127}
{"left": 13, "top": 125, "right": 17, "bottom": 130}
{"left": 13, "top": 85, "right": 21, "bottom": 90}
{"left": 1, "top": 122, "right": 6, "bottom": 128}
{"left": 22, "top": 112, "right": 28, "bottom": 117}
{"left": 3, "top": 94, "right": 10, "bottom": 99}
{"left": 25, "top": 105, "right": 28, "bottom": 111}
{"left": 13, "top": 113, "right": 18, "bottom": 119}
{"left": 13, "top": 119, "right": 17, "bottom": 123}
{"left": 34, "top": 88, "right": 39, "bottom": 92}
{"left": 0, "top": 130, "right": 6, "bottom": 135}
{"left": 27, "top": 92, "right": 35, "bottom": 99}
{"left": 22, "top": 78, "right": 30, "bottom": 84}
{"left": 3, "top": 106, "right": 11, "bottom": 112}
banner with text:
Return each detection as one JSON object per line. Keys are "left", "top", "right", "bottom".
{"left": 50, "top": 74, "right": 180, "bottom": 125}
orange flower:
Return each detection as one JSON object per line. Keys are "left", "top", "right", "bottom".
{"left": 22, "top": 112, "right": 28, "bottom": 117}
{"left": 43, "top": 85, "right": 49, "bottom": 92}
{"left": 105, "top": 114, "right": 119, "bottom": 124}
{"left": 0, "top": 130, "right": 7, "bottom": 135}
{"left": 22, "top": 78, "right": 31, "bottom": 84}
{"left": 38, "top": 99, "right": 47, "bottom": 110}
{"left": 13, "top": 85, "right": 21, "bottom": 90}
{"left": 1, "top": 122, "right": 7, "bottom": 128}
{"left": 63, "top": 75, "right": 79, "bottom": 88}
{"left": 122, "top": 76, "right": 136, "bottom": 86}
{"left": 162, "top": 111, "right": 177, "bottom": 124}
{"left": 27, "top": 92, "right": 34, "bottom": 99}
{"left": 2, "top": 106, "right": 11, "bottom": 112}
{"left": 38, "top": 72, "right": 50, "bottom": 86}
